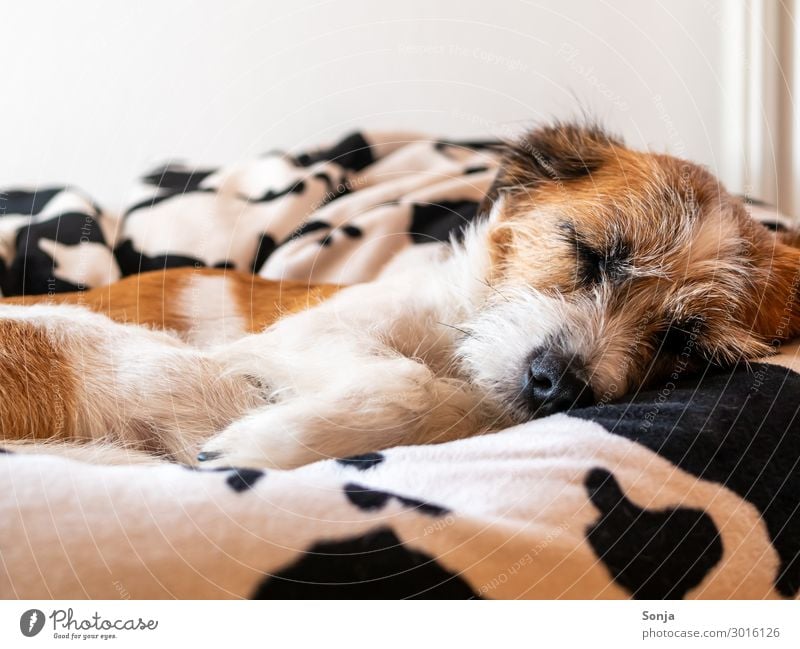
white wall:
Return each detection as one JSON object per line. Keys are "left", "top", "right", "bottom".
{"left": 0, "top": 0, "right": 739, "bottom": 210}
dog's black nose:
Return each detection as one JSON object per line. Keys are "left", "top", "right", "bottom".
{"left": 521, "top": 350, "right": 593, "bottom": 417}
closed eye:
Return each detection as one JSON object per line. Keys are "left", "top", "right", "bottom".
{"left": 576, "top": 241, "right": 606, "bottom": 284}
{"left": 561, "top": 224, "right": 631, "bottom": 286}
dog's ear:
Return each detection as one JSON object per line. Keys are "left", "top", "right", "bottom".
{"left": 749, "top": 238, "right": 800, "bottom": 344}
{"left": 479, "top": 122, "right": 621, "bottom": 215}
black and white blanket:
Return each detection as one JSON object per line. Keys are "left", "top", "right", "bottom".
{"left": 0, "top": 132, "right": 798, "bottom": 599}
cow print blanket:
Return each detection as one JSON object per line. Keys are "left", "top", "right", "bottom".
{"left": 1, "top": 132, "right": 799, "bottom": 599}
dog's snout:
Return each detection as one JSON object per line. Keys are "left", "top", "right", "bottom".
{"left": 522, "top": 350, "right": 593, "bottom": 417}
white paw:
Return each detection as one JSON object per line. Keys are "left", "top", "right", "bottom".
{"left": 196, "top": 408, "right": 329, "bottom": 469}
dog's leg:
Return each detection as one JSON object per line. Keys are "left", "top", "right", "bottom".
{"left": 198, "top": 354, "right": 496, "bottom": 468}
{"left": 0, "top": 304, "right": 265, "bottom": 463}
{"left": 198, "top": 316, "right": 505, "bottom": 468}
{"left": 197, "top": 245, "right": 501, "bottom": 469}
{"left": 0, "top": 440, "right": 163, "bottom": 465}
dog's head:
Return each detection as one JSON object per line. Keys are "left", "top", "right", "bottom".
{"left": 458, "top": 122, "right": 800, "bottom": 421}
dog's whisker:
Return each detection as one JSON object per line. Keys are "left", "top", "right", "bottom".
{"left": 477, "top": 277, "right": 511, "bottom": 302}
{"left": 437, "top": 321, "right": 472, "bottom": 338}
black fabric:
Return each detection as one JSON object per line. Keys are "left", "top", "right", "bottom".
{"left": 0, "top": 187, "right": 65, "bottom": 216}
{"left": 291, "top": 131, "right": 374, "bottom": 171}
{"left": 336, "top": 452, "right": 385, "bottom": 470}
{"left": 571, "top": 362, "right": 800, "bottom": 597}
{"left": 127, "top": 182, "right": 308, "bottom": 215}
{"left": 114, "top": 239, "right": 207, "bottom": 276}
{"left": 240, "top": 180, "right": 306, "bottom": 204}
{"left": 141, "top": 165, "right": 216, "bottom": 191}
{"left": 585, "top": 468, "right": 722, "bottom": 598}
{"left": 343, "top": 483, "right": 449, "bottom": 517}
{"left": 250, "top": 221, "right": 332, "bottom": 272}
{"left": 251, "top": 528, "right": 480, "bottom": 599}
{"left": 3, "top": 212, "right": 107, "bottom": 295}
{"left": 251, "top": 234, "right": 278, "bottom": 273}
{"left": 226, "top": 468, "right": 265, "bottom": 493}
{"left": 409, "top": 200, "right": 480, "bottom": 244}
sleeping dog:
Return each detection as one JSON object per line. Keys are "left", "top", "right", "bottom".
{"left": 2, "top": 122, "right": 799, "bottom": 468}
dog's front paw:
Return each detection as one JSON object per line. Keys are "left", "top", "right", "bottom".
{"left": 196, "top": 409, "right": 328, "bottom": 470}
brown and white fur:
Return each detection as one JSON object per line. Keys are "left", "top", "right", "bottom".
{"left": 2, "top": 123, "right": 800, "bottom": 469}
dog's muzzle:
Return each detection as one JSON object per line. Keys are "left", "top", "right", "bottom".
{"left": 520, "top": 348, "right": 594, "bottom": 418}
